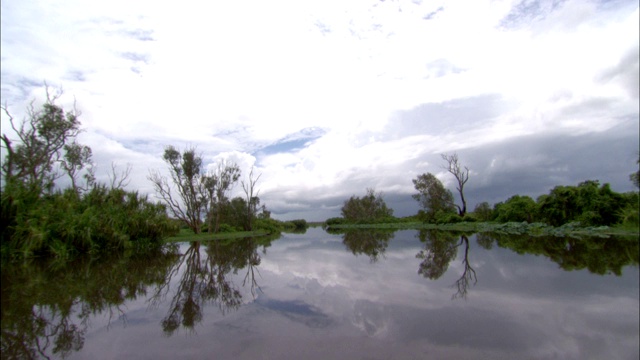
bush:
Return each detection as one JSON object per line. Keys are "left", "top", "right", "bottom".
{"left": 341, "top": 188, "right": 393, "bottom": 223}
{"left": 325, "top": 217, "right": 347, "bottom": 226}
{"left": 289, "top": 219, "right": 308, "bottom": 230}
{"left": 254, "top": 218, "right": 282, "bottom": 234}
{"left": 462, "top": 214, "right": 477, "bottom": 222}
{"left": 435, "top": 212, "right": 463, "bottom": 224}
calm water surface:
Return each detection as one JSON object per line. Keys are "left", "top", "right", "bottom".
{"left": 2, "top": 228, "right": 638, "bottom": 359}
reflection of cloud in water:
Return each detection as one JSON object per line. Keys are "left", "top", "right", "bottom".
{"left": 352, "top": 300, "right": 389, "bottom": 337}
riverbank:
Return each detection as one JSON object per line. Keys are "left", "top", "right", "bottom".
{"left": 164, "top": 229, "right": 271, "bottom": 243}
{"left": 325, "top": 221, "right": 639, "bottom": 238}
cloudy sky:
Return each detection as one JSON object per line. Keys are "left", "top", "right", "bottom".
{"left": 1, "top": 0, "right": 638, "bottom": 220}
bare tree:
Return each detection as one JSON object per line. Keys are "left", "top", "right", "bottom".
{"left": 441, "top": 153, "right": 469, "bottom": 216}
{"left": 108, "top": 162, "right": 132, "bottom": 189}
{"left": 241, "top": 166, "right": 261, "bottom": 231}
{"left": 148, "top": 146, "right": 206, "bottom": 234}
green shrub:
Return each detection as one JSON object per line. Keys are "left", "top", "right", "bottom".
{"left": 254, "top": 218, "right": 282, "bottom": 234}
{"left": 435, "top": 212, "right": 462, "bottom": 224}
{"left": 325, "top": 217, "right": 347, "bottom": 226}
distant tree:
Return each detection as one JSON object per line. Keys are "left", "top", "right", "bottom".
{"left": 493, "top": 195, "right": 537, "bottom": 223}
{"left": 412, "top": 173, "right": 456, "bottom": 223}
{"left": 631, "top": 157, "right": 639, "bottom": 188}
{"left": 203, "top": 161, "right": 241, "bottom": 233}
{"left": 472, "top": 202, "right": 493, "bottom": 222}
{"left": 148, "top": 146, "right": 206, "bottom": 234}
{"left": 241, "top": 166, "right": 261, "bottom": 231}
{"left": 537, "top": 180, "right": 626, "bottom": 226}
{"left": 341, "top": 188, "right": 393, "bottom": 223}
{"left": 441, "top": 153, "right": 469, "bottom": 216}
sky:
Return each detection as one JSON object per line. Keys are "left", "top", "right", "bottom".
{"left": 1, "top": 0, "right": 638, "bottom": 221}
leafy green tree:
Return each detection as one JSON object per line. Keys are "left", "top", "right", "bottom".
{"left": 537, "top": 180, "right": 626, "bottom": 226}
{"left": 1, "top": 91, "right": 177, "bottom": 258}
{"left": 203, "top": 161, "right": 241, "bottom": 233}
{"left": 494, "top": 195, "right": 537, "bottom": 223}
{"left": 148, "top": 146, "right": 206, "bottom": 234}
{"left": 341, "top": 188, "right": 393, "bottom": 223}
{"left": 441, "top": 153, "right": 469, "bottom": 216}
{"left": 473, "top": 201, "right": 493, "bottom": 221}
{"left": 1, "top": 90, "right": 90, "bottom": 195}
{"left": 412, "top": 173, "right": 455, "bottom": 223}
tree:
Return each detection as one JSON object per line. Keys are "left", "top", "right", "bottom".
{"left": 61, "top": 141, "right": 94, "bottom": 194}
{"left": 1, "top": 88, "right": 91, "bottom": 195}
{"left": 1, "top": 90, "right": 176, "bottom": 257}
{"left": 493, "top": 195, "right": 537, "bottom": 223}
{"left": 148, "top": 146, "right": 206, "bottom": 234}
{"left": 341, "top": 188, "right": 393, "bottom": 223}
{"left": 203, "top": 161, "right": 241, "bottom": 233}
{"left": 412, "top": 173, "right": 455, "bottom": 222}
{"left": 441, "top": 153, "right": 469, "bottom": 216}
{"left": 472, "top": 201, "right": 493, "bottom": 221}
{"left": 241, "top": 166, "right": 261, "bottom": 231}
{"left": 631, "top": 157, "right": 639, "bottom": 188}
{"left": 536, "top": 180, "right": 626, "bottom": 226}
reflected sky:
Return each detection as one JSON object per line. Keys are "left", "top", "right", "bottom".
{"left": 4, "top": 228, "right": 638, "bottom": 360}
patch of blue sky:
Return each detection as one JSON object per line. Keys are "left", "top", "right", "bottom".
{"left": 258, "top": 138, "right": 315, "bottom": 155}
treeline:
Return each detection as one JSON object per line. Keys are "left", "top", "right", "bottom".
{"left": 327, "top": 155, "right": 639, "bottom": 229}
{"left": 1, "top": 94, "right": 179, "bottom": 259}
{"left": 475, "top": 180, "right": 638, "bottom": 227}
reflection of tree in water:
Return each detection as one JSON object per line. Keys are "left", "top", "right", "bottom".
{"left": 0, "top": 246, "right": 181, "bottom": 359}
{"left": 341, "top": 229, "right": 395, "bottom": 263}
{"left": 416, "top": 230, "right": 477, "bottom": 299}
{"left": 478, "top": 232, "right": 639, "bottom": 276}
{"left": 151, "top": 237, "right": 269, "bottom": 336}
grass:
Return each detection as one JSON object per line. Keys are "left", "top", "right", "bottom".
{"left": 164, "top": 228, "right": 271, "bottom": 243}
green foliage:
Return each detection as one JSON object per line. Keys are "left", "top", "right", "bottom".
{"left": 149, "top": 146, "right": 206, "bottom": 234}
{"left": 461, "top": 214, "right": 478, "bottom": 222}
{"left": 537, "top": 180, "right": 627, "bottom": 227}
{"left": 283, "top": 219, "right": 308, "bottom": 233}
{"left": 1, "top": 185, "right": 179, "bottom": 258}
{"left": 1, "top": 94, "right": 178, "bottom": 259}
{"left": 324, "top": 217, "right": 347, "bottom": 228}
{"left": 1, "top": 96, "right": 90, "bottom": 196}
{"left": 473, "top": 202, "right": 493, "bottom": 221}
{"left": 341, "top": 188, "right": 393, "bottom": 223}
{"left": 253, "top": 217, "right": 284, "bottom": 235}
{"left": 412, "top": 173, "right": 456, "bottom": 223}
{"left": 494, "top": 195, "right": 537, "bottom": 223}
{"left": 435, "top": 211, "right": 463, "bottom": 224}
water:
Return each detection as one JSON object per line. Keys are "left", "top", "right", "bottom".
{"left": 2, "top": 228, "right": 638, "bottom": 359}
